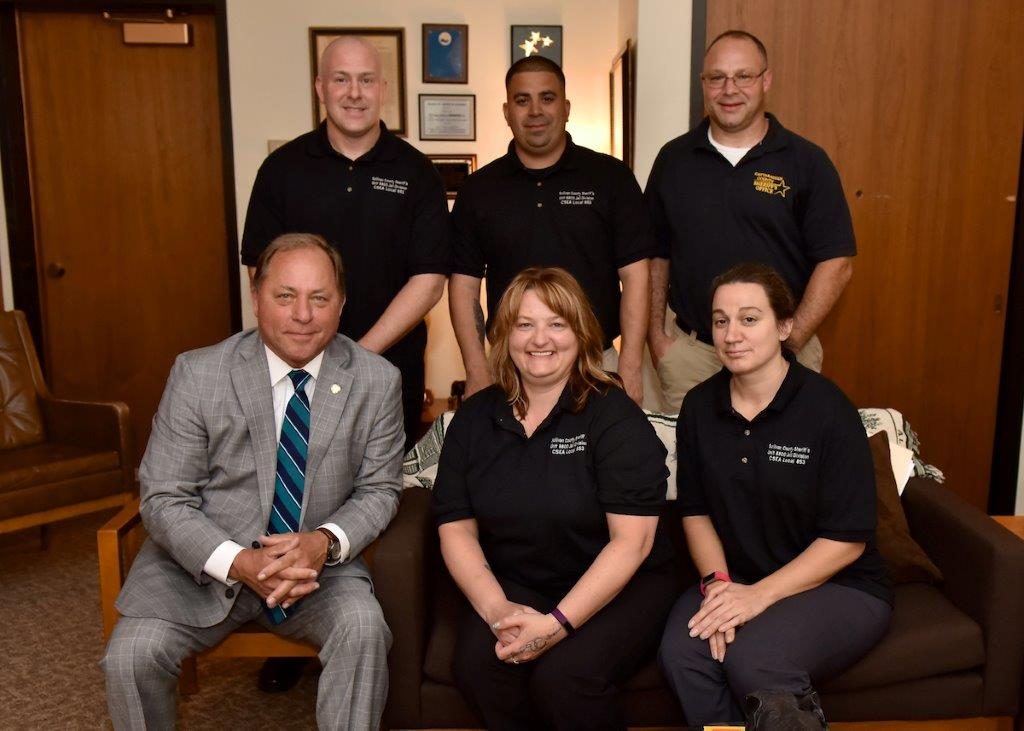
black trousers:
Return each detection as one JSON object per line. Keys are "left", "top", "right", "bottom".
{"left": 453, "top": 570, "right": 679, "bottom": 731}
{"left": 658, "top": 582, "right": 891, "bottom": 726}
{"left": 380, "top": 338, "right": 425, "bottom": 453}
{"left": 396, "top": 362, "right": 424, "bottom": 453}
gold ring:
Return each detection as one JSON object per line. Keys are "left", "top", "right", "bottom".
{"left": 512, "top": 658, "right": 519, "bottom": 665}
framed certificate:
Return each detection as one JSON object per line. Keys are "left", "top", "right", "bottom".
{"left": 422, "top": 24, "right": 468, "bottom": 83}
{"left": 418, "top": 94, "right": 476, "bottom": 141}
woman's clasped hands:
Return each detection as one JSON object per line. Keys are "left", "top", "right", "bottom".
{"left": 489, "top": 604, "right": 566, "bottom": 665}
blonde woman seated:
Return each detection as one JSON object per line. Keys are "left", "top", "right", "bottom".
{"left": 659, "top": 263, "right": 892, "bottom": 726}
{"left": 433, "top": 267, "right": 678, "bottom": 730}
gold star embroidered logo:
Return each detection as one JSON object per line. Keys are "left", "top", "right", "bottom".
{"left": 752, "top": 171, "right": 790, "bottom": 198}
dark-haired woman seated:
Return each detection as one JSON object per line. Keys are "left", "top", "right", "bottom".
{"left": 433, "top": 267, "right": 678, "bottom": 730}
{"left": 659, "top": 263, "right": 892, "bottom": 726}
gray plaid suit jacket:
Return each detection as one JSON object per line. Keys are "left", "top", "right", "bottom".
{"left": 116, "top": 329, "right": 404, "bottom": 628}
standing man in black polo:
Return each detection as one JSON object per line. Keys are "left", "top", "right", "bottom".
{"left": 242, "top": 35, "right": 449, "bottom": 451}
{"left": 646, "top": 30, "right": 855, "bottom": 414}
{"left": 449, "top": 56, "right": 655, "bottom": 405}
{"left": 239, "top": 34, "right": 448, "bottom": 693}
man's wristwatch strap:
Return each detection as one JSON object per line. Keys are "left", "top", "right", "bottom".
{"left": 317, "top": 527, "right": 341, "bottom": 562}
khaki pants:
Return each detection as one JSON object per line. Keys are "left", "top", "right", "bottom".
{"left": 602, "top": 346, "right": 619, "bottom": 372}
{"left": 654, "top": 313, "right": 823, "bottom": 416}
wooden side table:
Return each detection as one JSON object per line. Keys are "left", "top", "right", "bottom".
{"left": 992, "top": 515, "right": 1024, "bottom": 541}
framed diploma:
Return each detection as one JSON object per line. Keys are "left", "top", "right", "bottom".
{"left": 418, "top": 94, "right": 476, "bottom": 141}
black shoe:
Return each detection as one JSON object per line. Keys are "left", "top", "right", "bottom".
{"left": 257, "top": 657, "right": 309, "bottom": 693}
{"left": 744, "top": 689, "right": 828, "bottom": 730}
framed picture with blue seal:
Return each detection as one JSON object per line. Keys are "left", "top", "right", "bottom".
{"left": 422, "top": 24, "right": 468, "bottom": 84}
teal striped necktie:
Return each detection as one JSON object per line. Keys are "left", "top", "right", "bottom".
{"left": 265, "top": 368, "right": 311, "bottom": 624}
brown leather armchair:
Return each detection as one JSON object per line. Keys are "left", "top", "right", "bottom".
{"left": 0, "top": 310, "right": 133, "bottom": 537}
{"left": 377, "top": 479, "right": 1024, "bottom": 729}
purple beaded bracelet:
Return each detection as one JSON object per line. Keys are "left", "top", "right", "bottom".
{"left": 550, "top": 607, "right": 576, "bottom": 637}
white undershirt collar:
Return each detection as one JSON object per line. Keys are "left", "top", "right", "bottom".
{"left": 707, "top": 126, "right": 753, "bottom": 167}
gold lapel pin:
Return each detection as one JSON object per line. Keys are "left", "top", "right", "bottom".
{"left": 330, "top": 384, "right": 341, "bottom": 394}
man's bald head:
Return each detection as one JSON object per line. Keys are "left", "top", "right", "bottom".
{"left": 318, "top": 35, "right": 381, "bottom": 78}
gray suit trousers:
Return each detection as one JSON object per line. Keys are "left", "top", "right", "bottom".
{"left": 102, "top": 575, "right": 391, "bottom": 730}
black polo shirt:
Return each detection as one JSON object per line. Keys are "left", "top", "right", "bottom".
{"left": 240, "top": 121, "right": 449, "bottom": 367}
{"left": 646, "top": 114, "right": 856, "bottom": 342}
{"left": 450, "top": 135, "right": 657, "bottom": 348}
{"left": 433, "top": 384, "right": 673, "bottom": 595}
{"left": 676, "top": 352, "right": 892, "bottom": 605}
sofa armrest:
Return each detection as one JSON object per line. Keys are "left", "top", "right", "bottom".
{"left": 372, "top": 487, "right": 432, "bottom": 729}
{"left": 902, "top": 477, "right": 1024, "bottom": 715}
{"left": 40, "top": 397, "right": 135, "bottom": 490}
{"left": 97, "top": 497, "right": 145, "bottom": 638}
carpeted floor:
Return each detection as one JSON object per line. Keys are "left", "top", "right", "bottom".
{"left": 0, "top": 511, "right": 318, "bottom": 729}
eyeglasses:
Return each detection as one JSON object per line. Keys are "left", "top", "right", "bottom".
{"left": 700, "top": 69, "right": 767, "bottom": 89}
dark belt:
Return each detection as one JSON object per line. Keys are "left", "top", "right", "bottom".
{"left": 675, "top": 317, "right": 714, "bottom": 346}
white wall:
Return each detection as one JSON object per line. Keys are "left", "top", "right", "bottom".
{"left": 633, "top": 0, "right": 691, "bottom": 189}
{"left": 226, "top": 0, "right": 622, "bottom": 402}
{"left": 619, "top": 0, "right": 638, "bottom": 47}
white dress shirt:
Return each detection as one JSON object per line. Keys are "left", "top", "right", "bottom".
{"left": 203, "top": 346, "right": 351, "bottom": 585}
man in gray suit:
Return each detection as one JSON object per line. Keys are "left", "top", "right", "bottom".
{"left": 102, "top": 233, "right": 404, "bottom": 730}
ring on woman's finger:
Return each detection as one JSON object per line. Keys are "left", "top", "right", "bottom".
{"left": 512, "top": 657, "right": 520, "bottom": 665}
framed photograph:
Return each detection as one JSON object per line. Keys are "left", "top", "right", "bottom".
{"left": 418, "top": 94, "right": 476, "bottom": 141}
{"left": 610, "top": 40, "right": 633, "bottom": 169}
{"left": 309, "top": 27, "right": 407, "bottom": 136}
{"left": 427, "top": 154, "right": 477, "bottom": 199}
{"left": 510, "top": 25, "right": 562, "bottom": 66}
{"left": 422, "top": 24, "right": 468, "bottom": 83}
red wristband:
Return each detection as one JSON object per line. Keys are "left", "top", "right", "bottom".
{"left": 700, "top": 570, "right": 731, "bottom": 596}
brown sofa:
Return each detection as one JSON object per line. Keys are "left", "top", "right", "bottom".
{"left": 372, "top": 477, "right": 1024, "bottom": 729}
{"left": 0, "top": 310, "right": 134, "bottom": 537}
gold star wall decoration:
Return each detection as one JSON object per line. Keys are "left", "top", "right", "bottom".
{"left": 510, "top": 25, "right": 562, "bottom": 66}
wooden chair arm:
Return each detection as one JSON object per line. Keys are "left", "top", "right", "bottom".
{"left": 97, "top": 497, "right": 144, "bottom": 638}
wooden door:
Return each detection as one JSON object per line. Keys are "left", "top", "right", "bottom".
{"left": 18, "top": 10, "right": 233, "bottom": 464}
{"left": 706, "top": 1, "right": 1024, "bottom": 508}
